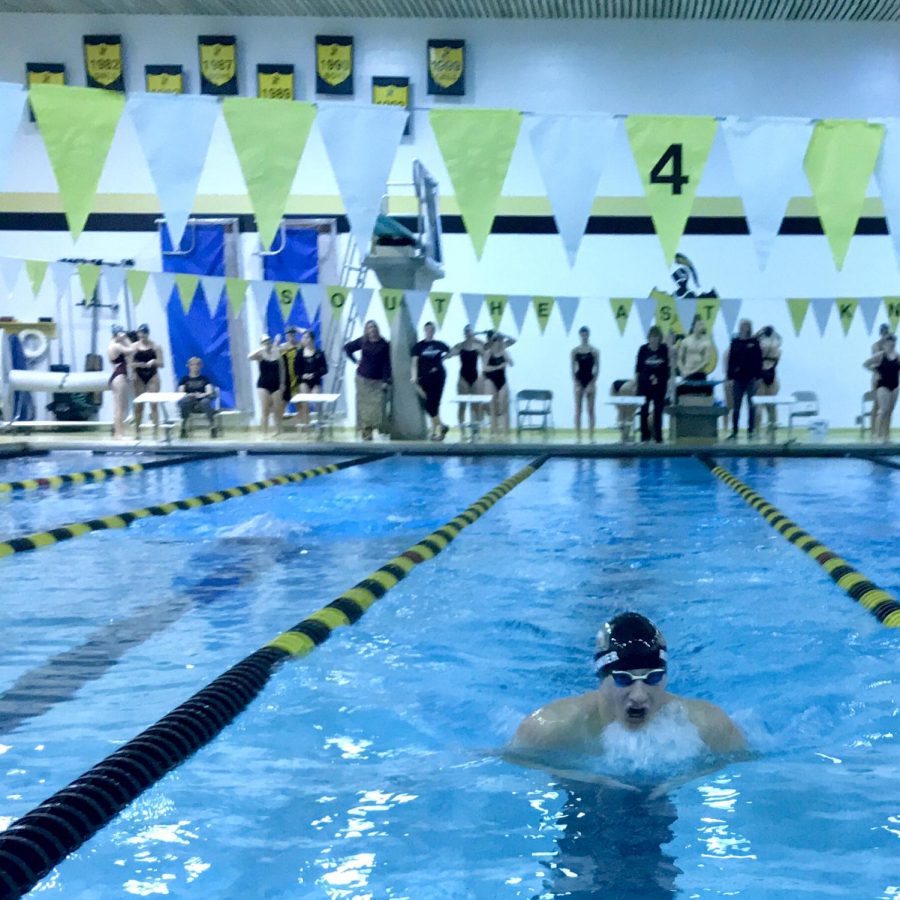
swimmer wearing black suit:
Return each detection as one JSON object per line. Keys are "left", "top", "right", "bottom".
{"left": 248, "top": 334, "right": 285, "bottom": 436}
{"left": 482, "top": 331, "right": 514, "bottom": 437}
{"left": 571, "top": 325, "right": 600, "bottom": 442}
{"left": 132, "top": 323, "right": 165, "bottom": 436}
{"left": 107, "top": 323, "right": 139, "bottom": 441}
{"left": 865, "top": 332, "right": 900, "bottom": 443}
{"left": 445, "top": 324, "right": 486, "bottom": 431}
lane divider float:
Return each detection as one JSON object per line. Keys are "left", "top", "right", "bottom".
{"left": 0, "top": 454, "right": 386, "bottom": 560}
{"left": 701, "top": 457, "right": 900, "bottom": 628}
{"left": 0, "top": 455, "right": 547, "bottom": 899}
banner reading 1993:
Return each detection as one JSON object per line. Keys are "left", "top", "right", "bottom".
{"left": 83, "top": 35, "right": 124, "bottom": 91}
{"left": 198, "top": 35, "right": 238, "bottom": 96}
{"left": 316, "top": 35, "right": 353, "bottom": 95}
{"left": 257, "top": 65, "right": 294, "bottom": 100}
{"left": 145, "top": 65, "right": 183, "bottom": 94}
{"left": 427, "top": 39, "right": 465, "bottom": 96}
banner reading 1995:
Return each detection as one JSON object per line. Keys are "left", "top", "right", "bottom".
{"left": 83, "top": 35, "right": 124, "bottom": 91}
{"left": 427, "top": 39, "right": 465, "bottom": 96}
{"left": 198, "top": 35, "right": 238, "bottom": 96}
{"left": 316, "top": 35, "right": 353, "bottom": 95}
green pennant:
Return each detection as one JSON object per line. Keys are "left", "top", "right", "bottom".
{"left": 695, "top": 297, "right": 720, "bottom": 329}
{"left": 29, "top": 84, "right": 124, "bottom": 241}
{"left": 532, "top": 296, "right": 553, "bottom": 334}
{"left": 222, "top": 98, "right": 317, "bottom": 251}
{"left": 381, "top": 289, "right": 404, "bottom": 324}
{"left": 225, "top": 277, "right": 249, "bottom": 317}
{"left": 836, "top": 297, "right": 858, "bottom": 335}
{"left": 429, "top": 291, "right": 452, "bottom": 327}
{"left": 787, "top": 298, "right": 810, "bottom": 335}
{"left": 77, "top": 263, "right": 101, "bottom": 302}
{"left": 429, "top": 108, "right": 522, "bottom": 259}
{"left": 275, "top": 281, "right": 298, "bottom": 319}
{"left": 485, "top": 294, "right": 507, "bottom": 330}
{"left": 174, "top": 273, "right": 199, "bottom": 314}
{"left": 127, "top": 269, "right": 150, "bottom": 306}
{"left": 25, "top": 260, "right": 48, "bottom": 296}
{"left": 625, "top": 115, "right": 718, "bottom": 264}
{"left": 804, "top": 120, "right": 884, "bottom": 270}
{"left": 610, "top": 298, "right": 633, "bottom": 335}
{"left": 327, "top": 285, "right": 351, "bottom": 318}
{"left": 884, "top": 296, "right": 900, "bottom": 333}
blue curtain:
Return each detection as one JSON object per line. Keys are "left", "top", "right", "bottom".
{"left": 161, "top": 222, "right": 236, "bottom": 408}
{"left": 262, "top": 227, "right": 320, "bottom": 341}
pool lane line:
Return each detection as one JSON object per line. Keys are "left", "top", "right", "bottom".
{"left": 0, "top": 455, "right": 548, "bottom": 899}
{"left": 0, "top": 454, "right": 388, "bottom": 560}
{"left": 853, "top": 454, "right": 900, "bottom": 472}
{"left": 0, "top": 451, "right": 235, "bottom": 494}
{"left": 700, "top": 457, "right": 900, "bottom": 628}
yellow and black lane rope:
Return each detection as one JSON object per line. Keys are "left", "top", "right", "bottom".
{"left": 0, "top": 452, "right": 232, "bottom": 494}
{"left": 0, "top": 455, "right": 548, "bottom": 899}
{"left": 0, "top": 454, "right": 387, "bottom": 560}
{"left": 702, "top": 457, "right": 900, "bottom": 628}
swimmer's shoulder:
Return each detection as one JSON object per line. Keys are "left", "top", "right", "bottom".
{"left": 678, "top": 696, "right": 747, "bottom": 754}
{"left": 513, "top": 692, "right": 609, "bottom": 751}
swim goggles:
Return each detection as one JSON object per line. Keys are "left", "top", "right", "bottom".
{"left": 610, "top": 668, "right": 666, "bottom": 687}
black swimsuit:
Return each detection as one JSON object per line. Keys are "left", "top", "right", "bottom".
{"left": 109, "top": 353, "right": 127, "bottom": 385}
{"left": 459, "top": 348, "right": 480, "bottom": 386}
{"left": 574, "top": 350, "right": 595, "bottom": 389}
{"left": 877, "top": 356, "right": 900, "bottom": 391}
{"left": 485, "top": 353, "right": 506, "bottom": 391}
{"left": 133, "top": 347, "right": 157, "bottom": 385}
{"left": 257, "top": 357, "right": 282, "bottom": 393}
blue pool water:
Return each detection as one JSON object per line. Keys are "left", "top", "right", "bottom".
{"left": 1, "top": 453, "right": 898, "bottom": 898}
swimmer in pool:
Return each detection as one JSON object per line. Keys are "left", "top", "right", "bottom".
{"left": 512, "top": 612, "right": 746, "bottom": 757}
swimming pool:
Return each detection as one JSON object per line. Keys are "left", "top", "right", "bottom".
{"left": 1, "top": 453, "right": 898, "bottom": 898}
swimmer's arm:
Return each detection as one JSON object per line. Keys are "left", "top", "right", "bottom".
{"left": 684, "top": 699, "right": 748, "bottom": 754}
{"left": 863, "top": 352, "right": 884, "bottom": 371}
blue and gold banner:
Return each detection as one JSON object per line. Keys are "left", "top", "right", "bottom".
{"left": 427, "top": 39, "right": 465, "bottom": 96}
{"left": 372, "top": 76, "right": 410, "bottom": 136}
{"left": 316, "top": 35, "right": 353, "bottom": 95}
{"left": 83, "top": 35, "right": 124, "bottom": 91}
{"left": 198, "top": 35, "right": 238, "bottom": 96}
{"left": 257, "top": 64, "right": 294, "bottom": 100}
{"left": 26, "top": 63, "right": 65, "bottom": 88}
{"left": 145, "top": 65, "right": 183, "bottom": 94}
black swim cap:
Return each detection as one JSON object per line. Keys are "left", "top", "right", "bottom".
{"left": 594, "top": 612, "right": 667, "bottom": 677}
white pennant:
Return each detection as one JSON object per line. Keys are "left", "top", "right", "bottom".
{"left": 461, "top": 293, "right": 484, "bottom": 330}
{"left": 675, "top": 296, "right": 698, "bottom": 330}
{"left": 316, "top": 103, "right": 407, "bottom": 258}
{"left": 352, "top": 287, "right": 374, "bottom": 323}
{"left": 403, "top": 290, "right": 429, "bottom": 329}
{"left": 299, "top": 284, "right": 322, "bottom": 321}
{"left": 811, "top": 297, "right": 833, "bottom": 335}
{"left": 50, "top": 260, "right": 74, "bottom": 298}
{"left": 152, "top": 271, "right": 175, "bottom": 312}
{"left": 720, "top": 298, "right": 743, "bottom": 337}
{"left": 251, "top": 280, "right": 274, "bottom": 327}
{"left": 0, "top": 257, "right": 23, "bottom": 295}
{"left": 127, "top": 93, "right": 220, "bottom": 249}
{"left": 555, "top": 296, "right": 580, "bottom": 335}
{"left": 529, "top": 113, "right": 618, "bottom": 266}
{"left": 102, "top": 265, "right": 126, "bottom": 303}
{"left": 874, "top": 119, "right": 900, "bottom": 270}
{"left": 0, "top": 83, "right": 26, "bottom": 192}
{"left": 634, "top": 297, "right": 657, "bottom": 336}
{"left": 508, "top": 295, "right": 531, "bottom": 333}
{"left": 721, "top": 117, "right": 812, "bottom": 270}
{"left": 858, "top": 296, "right": 882, "bottom": 334}
{"left": 201, "top": 276, "right": 225, "bottom": 317}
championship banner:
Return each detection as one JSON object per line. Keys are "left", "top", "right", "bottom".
{"left": 83, "top": 35, "right": 124, "bottom": 92}
{"left": 836, "top": 298, "right": 858, "bottom": 335}
{"left": 485, "top": 294, "right": 507, "bottom": 330}
{"left": 427, "top": 39, "right": 465, "bottom": 96}
{"left": 275, "top": 281, "right": 299, "bottom": 319}
{"left": 429, "top": 291, "right": 452, "bottom": 327}
{"left": 810, "top": 297, "right": 833, "bottom": 336}
{"left": 610, "top": 298, "right": 633, "bottom": 335}
{"left": 175, "top": 273, "right": 200, "bottom": 315}
{"left": 625, "top": 115, "right": 718, "bottom": 263}
{"left": 787, "top": 298, "right": 810, "bottom": 335}
{"left": 198, "top": 35, "right": 238, "bottom": 96}
{"left": 25, "top": 260, "right": 48, "bottom": 296}
{"left": 804, "top": 119, "right": 884, "bottom": 270}
{"left": 316, "top": 36, "right": 353, "bottom": 95}
{"left": 532, "top": 296, "right": 553, "bottom": 334}
{"left": 556, "top": 296, "right": 579, "bottom": 335}
{"left": 508, "top": 295, "right": 531, "bottom": 334}
{"left": 461, "top": 293, "right": 484, "bottom": 330}
{"left": 257, "top": 65, "right": 294, "bottom": 100}
{"left": 126, "top": 268, "right": 149, "bottom": 306}
{"left": 0, "top": 84, "right": 26, "bottom": 191}
{"left": 381, "top": 288, "right": 404, "bottom": 324}
{"left": 25, "top": 64, "right": 65, "bottom": 122}
{"left": 885, "top": 296, "right": 900, "bottom": 332}
{"left": 145, "top": 65, "right": 183, "bottom": 94}
{"left": 372, "top": 76, "right": 411, "bottom": 136}
{"left": 225, "top": 277, "right": 248, "bottom": 317}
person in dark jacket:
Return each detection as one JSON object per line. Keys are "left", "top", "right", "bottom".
{"left": 635, "top": 325, "right": 670, "bottom": 443}
{"left": 345, "top": 320, "right": 391, "bottom": 440}
{"left": 726, "top": 319, "right": 763, "bottom": 440}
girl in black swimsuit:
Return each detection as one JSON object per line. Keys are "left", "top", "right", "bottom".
{"left": 249, "top": 335, "right": 285, "bottom": 436}
{"left": 865, "top": 333, "right": 900, "bottom": 443}
{"left": 571, "top": 325, "right": 600, "bottom": 442}
{"left": 107, "top": 324, "right": 139, "bottom": 440}
{"left": 446, "top": 325, "right": 486, "bottom": 432}
{"left": 132, "top": 323, "right": 165, "bottom": 436}
{"left": 482, "top": 332, "right": 513, "bottom": 437}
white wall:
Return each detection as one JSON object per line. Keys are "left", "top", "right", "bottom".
{"left": 1, "top": 12, "right": 899, "bottom": 428}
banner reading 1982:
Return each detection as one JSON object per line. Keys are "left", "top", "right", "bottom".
{"left": 316, "top": 35, "right": 353, "bottom": 95}
{"left": 198, "top": 35, "right": 238, "bottom": 96}
{"left": 83, "top": 35, "right": 124, "bottom": 91}
{"left": 427, "top": 39, "right": 465, "bottom": 96}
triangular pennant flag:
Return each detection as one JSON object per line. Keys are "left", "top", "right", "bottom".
{"left": 0, "top": 257, "right": 23, "bottom": 294}
{"left": 429, "top": 108, "right": 523, "bottom": 259}
{"left": 174, "top": 273, "right": 200, "bottom": 315}
{"left": 720, "top": 298, "right": 742, "bottom": 337}
{"left": 528, "top": 113, "right": 618, "bottom": 266}
{"left": 858, "top": 297, "right": 882, "bottom": 334}
{"left": 102, "top": 265, "right": 126, "bottom": 304}
{"left": 810, "top": 297, "right": 833, "bottom": 335}
{"left": 625, "top": 115, "right": 718, "bottom": 263}
{"left": 653, "top": 291, "right": 681, "bottom": 335}
{"left": 508, "top": 295, "right": 531, "bottom": 334}
{"left": 461, "top": 293, "right": 484, "bottom": 329}
{"left": 350, "top": 287, "right": 373, "bottom": 323}
{"left": 127, "top": 93, "right": 220, "bottom": 250}
{"left": 274, "top": 281, "right": 299, "bottom": 321}
{"left": 298, "top": 284, "right": 321, "bottom": 321}
{"left": 323, "top": 285, "right": 351, "bottom": 319}
{"left": 787, "top": 298, "right": 810, "bottom": 336}
{"left": 556, "top": 296, "right": 580, "bottom": 335}
{"left": 634, "top": 296, "right": 657, "bottom": 335}
{"left": 381, "top": 289, "right": 404, "bottom": 325}
{"left": 721, "top": 117, "right": 812, "bottom": 270}
{"left": 0, "top": 83, "right": 26, "bottom": 191}
{"left": 25, "top": 260, "right": 48, "bottom": 296}
{"left": 695, "top": 297, "right": 720, "bottom": 330}
{"left": 29, "top": 84, "right": 125, "bottom": 240}
{"left": 610, "top": 298, "right": 633, "bottom": 335}
{"left": 430, "top": 292, "right": 452, "bottom": 327}
{"left": 886, "top": 297, "right": 900, "bottom": 332}
{"left": 225, "top": 277, "right": 248, "bottom": 317}
{"left": 485, "top": 294, "right": 507, "bottom": 330}
{"left": 201, "top": 276, "right": 225, "bottom": 317}
{"left": 152, "top": 271, "right": 175, "bottom": 312}
{"left": 874, "top": 119, "right": 900, "bottom": 271}
{"left": 222, "top": 98, "right": 317, "bottom": 251}
{"left": 804, "top": 119, "right": 885, "bottom": 270}
{"left": 532, "top": 296, "right": 554, "bottom": 334}
{"left": 50, "top": 260, "right": 75, "bottom": 298}
{"left": 835, "top": 298, "right": 858, "bottom": 335}
{"left": 250, "top": 280, "right": 274, "bottom": 327}
{"left": 675, "top": 296, "right": 698, "bottom": 331}
{"left": 317, "top": 103, "right": 406, "bottom": 258}
{"left": 126, "top": 269, "right": 150, "bottom": 306}
{"left": 77, "top": 263, "right": 101, "bottom": 302}
{"left": 404, "top": 290, "right": 429, "bottom": 329}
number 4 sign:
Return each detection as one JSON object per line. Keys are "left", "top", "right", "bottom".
{"left": 626, "top": 115, "right": 718, "bottom": 264}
